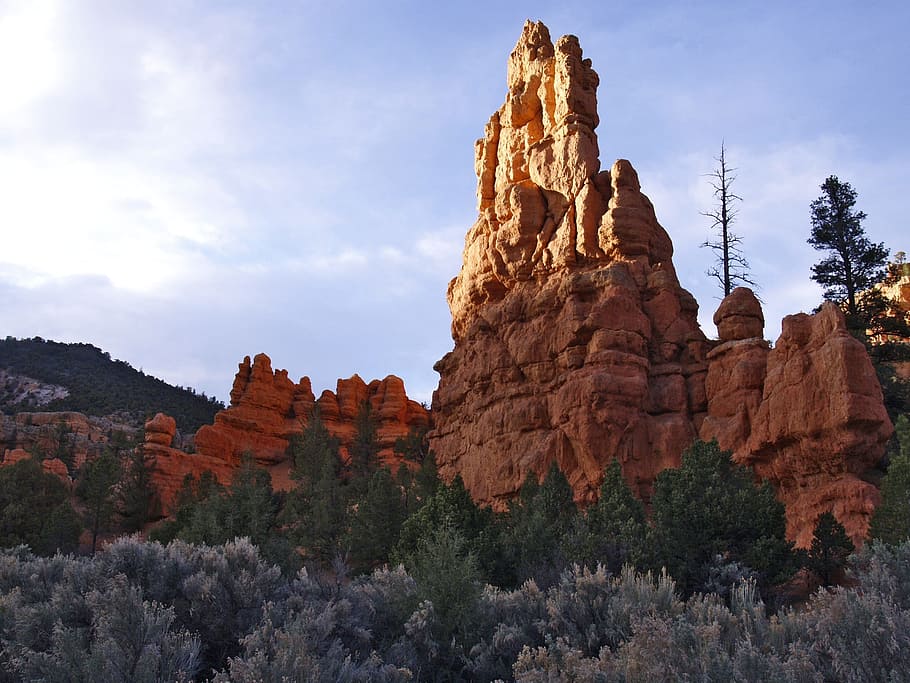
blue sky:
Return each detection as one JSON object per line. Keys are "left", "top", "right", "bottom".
{"left": 1, "top": 1, "right": 907, "bottom": 405}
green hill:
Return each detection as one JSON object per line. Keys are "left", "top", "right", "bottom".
{"left": 0, "top": 337, "right": 224, "bottom": 433}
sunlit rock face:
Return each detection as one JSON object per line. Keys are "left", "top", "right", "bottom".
{"left": 147, "top": 353, "right": 430, "bottom": 513}
{"left": 432, "top": 21, "right": 710, "bottom": 509}
{"left": 431, "top": 21, "right": 892, "bottom": 547}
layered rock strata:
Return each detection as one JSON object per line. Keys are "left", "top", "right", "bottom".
{"left": 431, "top": 21, "right": 892, "bottom": 546}
{"left": 146, "top": 354, "right": 430, "bottom": 512}
{"left": 432, "top": 21, "right": 710, "bottom": 507}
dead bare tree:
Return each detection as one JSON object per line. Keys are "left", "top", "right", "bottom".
{"left": 701, "top": 143, "right": 755, "bottom": 297}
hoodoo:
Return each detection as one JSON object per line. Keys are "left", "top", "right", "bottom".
{"left": 145, "top": 353, "right": 430, "bottom": 512}
{"left": 430, "top": 21, "right": 892, "bottom": 546}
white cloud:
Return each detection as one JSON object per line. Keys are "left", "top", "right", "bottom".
{"left": 0, "top": 0, "right": 60, "bottom": 125}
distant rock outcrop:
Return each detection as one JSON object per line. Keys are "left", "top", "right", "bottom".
{"left": 145, "top": 354, "right": 430, "bottom": 513}
{"left": 0, "top": 411, "right": 139, "bottom": 473}
{"left": 430, "top": 20, "right": 892, "bottom": 546}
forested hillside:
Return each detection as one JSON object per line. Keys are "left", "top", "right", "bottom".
{"left": 0, "top": 337, "right": 224, "bottom": 432}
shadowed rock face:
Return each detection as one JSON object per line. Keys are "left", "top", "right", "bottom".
{"left": 432, "top": 21, "right": 710, "bottom": 509}
{"left": 431, "top": 21, "right": 892, "bottom": 546}
{"left": 702, "top": 296, "right": 892, "bottom": 547}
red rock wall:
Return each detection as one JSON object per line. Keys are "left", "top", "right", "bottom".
{"left": 145, "top": 355, "right": 430, "bottom": 513}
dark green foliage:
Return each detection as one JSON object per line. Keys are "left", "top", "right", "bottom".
{"left": 570, "top": 459, "right": 647, "bottom": 573}
{"left": 398, "top": 451, "right": 440, "bottom": 517}
{"left": 76, "top": 452, "right": 122, "bottom": 554}
{"left": 0, "top": 337, "right": 224, "bottom": 432}
{"left": 116, "top": 450, "right": 158, "bottom": 533}
{"left": 0, "top": 458, "right": 81, "bottom": 555}
{"left": 394, "top": 424, "right": 431, "bottom": 463}
{"left": 284, "top": 409, "right": 346, "bottom": 564}
{"left": 870, "top": 415, "right": 910, "bottom": 544}
{"left": 49, "top": 418, "right": 76, "bottom": 475}
{"left": 407, "top": 522, "right": 483, "bottom": 672}
{"left": 502, "top": 463, "right": 578, "bottom": 588}
{"left": 345, "top": 467, "right": 407, "bottom": 574}
{"left": 807, "top": 511, "right": 854, "bottom": 587}
{"left": 649, "top": 439, "right": 795, "bottom": 596}
{"left": 807, "top": 175, "right": 889, "bottom": 328}
{"left": 394, "top": 475, "right": 503, "bottom": 586}
{"left": 876, "top": 362, "right": 910, "bottom": 422}
{"left": 348, "top": 400, "right": 380, "bottom": 484}
{"left": 149, "top": 458, "right": 294, "bottom": 572}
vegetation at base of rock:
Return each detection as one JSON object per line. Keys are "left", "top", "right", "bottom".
{"left": 869, "top": 414, "right": 910, "bottom": 544}
{"left": 0, "top": 337, "right": 224, "bottom": 432}
{"left": 648, "top": 439, "right": 797, "bottom": 596}
{"left": 0, "top": 458, "right": 82, "bottom": 555}
{"left": 1, "top": 537, "right": 910, "bottom": 681}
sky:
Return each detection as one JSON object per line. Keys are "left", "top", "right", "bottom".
{"left": 1, "top": 1, "right": 908, "bottom": 405}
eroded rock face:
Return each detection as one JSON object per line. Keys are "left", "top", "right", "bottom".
{"left": 737, "top": 303, "right": 889, "bottom": 546}
{"left": 432, "top": 22, "right": 892, "bottom": 547}
{"left": 0, "top": 411, "right": 139, "bottom": 472}
{"left": 146, "top": 354, "right": 430, "bottom": 513}
{"left": 432, "top": 21, "right": 709, "bottom": 508}
{"left": 700, "top": 293, "right": 892, "bottom": 546}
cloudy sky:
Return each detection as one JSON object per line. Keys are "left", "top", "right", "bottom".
{"left": 2, "top": 1, "right": 907, "bottom": 405}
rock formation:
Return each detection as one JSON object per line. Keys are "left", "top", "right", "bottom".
{"left": 0, "top": 411, "right": 139, "bottom": 471}
{"left": 433, "top": 21, "right": 710, "bottom": 508}
{"left": 143, "top": 412, "right": 235, "bottom": 512}
{"left": 0, "top": 447, "right": 71, "bottom": 484}
{"left": 146, "top": 354, "right": 430, "bottom": 513}
{"left": 431, "top": 20, "right": 892, "bottom": 546}
{"left": 701, "top": 292, "right": 891, "bottom": 546}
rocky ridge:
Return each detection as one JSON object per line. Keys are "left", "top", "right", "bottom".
{"left": 145, "top": 354, "right": 430, "bottom": 512}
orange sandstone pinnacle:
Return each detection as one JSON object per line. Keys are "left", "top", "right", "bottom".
{"left": 429, "top": 21, "right": 892, "bottom": 547}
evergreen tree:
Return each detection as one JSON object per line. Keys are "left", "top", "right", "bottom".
{"left": 50, "top": 418, "right": 76, "bottom": 474}
{"left": 284, "top": 409, "right": 346, "bottom": 564}
{"left": 148, "top": 471, "right": 225, "bottom": 544}
{"left": 394, "top": 424, "right": 431, "bottom": 463}
{"left": 808, "top": 175, "right": 889, "bottom": 329}
{"left": 504, "top": 462, "right": 578, "bottom": 587}
{"left": 345, "top": 467, "right": 407, "bottom": 573}
{"left": 394, "top": 475, "right": 503, "bottom": 585}
{"left": 807, "top": 511, "right": 854, "bottom": 587}
{"left": 572, "top": 459, "right": 647, "bottom": 572}
{"left": 77, "top": 451, "right": 122, "bottom": 554}
{"left": 0, "top": 457, "right": 81, "bottom": 554}
{"left": 870, "top": 415, "right": 910, "bottom": 544}
{"left": 348, "top": 400, "right": 380, "bottom": 484}
{"left": 409, "top": 521, "right": 483, "bottom": 658}
{"left": 649, "top": 439, "right": 795, "bottom": 595}
{"left": 117, "top": 449, "right": 157, "bottom": 532}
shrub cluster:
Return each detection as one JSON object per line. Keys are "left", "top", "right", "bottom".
{"left": 1, "top": 539, "right": 909, "bottom": 681}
